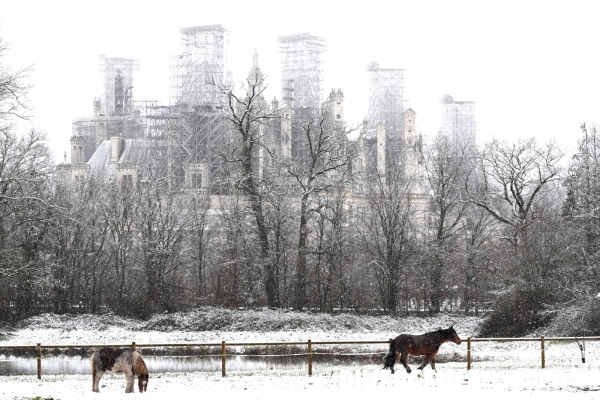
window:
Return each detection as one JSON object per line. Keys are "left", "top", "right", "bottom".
{"left": 121, "top": 174, "right": 133, "bottom": 189}
{"left": 192, "top": 172, "right": 203, "bottom": 189}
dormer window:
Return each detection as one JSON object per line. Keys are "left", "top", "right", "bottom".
{"left": 121, "top": 174, "right": 133, "bottom": 190}
{"left": 192, "top": 172, "right": 202, "bottom": 189}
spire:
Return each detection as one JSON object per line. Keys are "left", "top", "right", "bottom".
{"left": 247, "top": 48, "right": 264, "bottom": 95}
{"left": 253, "top": 48, "right": 259, "bottom": 69}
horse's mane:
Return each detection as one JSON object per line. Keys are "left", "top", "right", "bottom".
{"left": 434, "top": 327, "right": 456, "bottom": 340}
{"left": 420, "top": 327, "right": 453, "bottom": 338}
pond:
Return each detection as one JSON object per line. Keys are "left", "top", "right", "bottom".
{"left": 0, "top": 354, "right": 379, "bottom": 376}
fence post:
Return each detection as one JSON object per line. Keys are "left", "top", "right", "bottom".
{"left": 467, "top": 337, "right": 471, "bottom": 370}
{"left": 131, "top": 342, "right": 136, "bottom": 352}
{"left": 541, "top": 336, "right": 545, "bottom": 369}
{"left": 37, "top": 343, "right": 41, "bottom": 380}
{"left": 308, "top": 340, "right": 312, "bottom": 376}
{"left": 221, "top": 341, "right": 226, "bottom": 377}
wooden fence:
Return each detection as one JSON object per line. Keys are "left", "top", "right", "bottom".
{"left": 1, "top": 336, "right": 598, "bottom": 379}
{"left": 466, "top": 336, "right": 600, "bottom": 370}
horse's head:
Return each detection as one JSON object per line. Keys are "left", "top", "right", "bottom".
{"left": 138, "top": 374, "right": 149, "bottom": 392}
{"left": 447, "top": 325, "right": 462, "bottom": 345}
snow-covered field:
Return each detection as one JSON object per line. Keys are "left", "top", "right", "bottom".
{"left": 1, "top": 308, "right": 482, "bottom": 346}
{"left": 1, "top": 363, "right": 599, "bottom": 400}
{"left": 1, "top": 310, "right": 599, "bottom": 399}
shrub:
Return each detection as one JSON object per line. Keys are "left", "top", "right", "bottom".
{"left": 478, "top": 285, "right": 553, "bottom": 337}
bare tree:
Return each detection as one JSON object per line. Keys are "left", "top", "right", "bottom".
{"left": 467, "top": 138, "right": 566, "bottom": 336}
{"left": 223, "top": 71, "right": 280, "bottom": 307}
{"left": 464, "top": 138, "right": 564, "bottom": 244}
{"left": 358, "top": 148, "right": 414, "bottom": 315}
{"left": 460, "top": 207, "right": 496, "bottom": 315}
{"left": 423, "top": 132, "right": 470, "bottom": 312}
{"left": 187, "top": 191, "right": 214, "bottom": 303}
{"left": 136, "top": 180, "right": 189, "bottom": 314}
{"left": 47, "top": 175, "right": 110, "bottom": 314}
{"left": 0, "top": 128, "right": 54, "bottom": 279}
{"left": 279, "top": 107, "right": 354, "bottom": 310}
{"left": 310, "top": 190, "right": 355, "bottom": 311}
{"left": 0, "top": 35, "right": 32, "bottom": 124}
{"left": 100, "top": 178, "right": 138, "bottom": 312}
{"left": 262, "top": 190, "right": 295, "bottom": 307}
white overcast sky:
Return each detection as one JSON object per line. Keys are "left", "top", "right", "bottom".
{"left": 2, "top": 0, "right": 598, "bottom": 162}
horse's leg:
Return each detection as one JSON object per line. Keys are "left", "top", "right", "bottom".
{"left": 400, "top": 352, "right": 411, "bottom": 374}
{"left": 124, "top": 370, "right": 135, "bottom": 393}
{"left": 393, "top": 351, "right": 401, "bottom": 374}
{"left": 417, "top": 355, "right": 429, "bottom": 371}
{"left": 430, "top": 355, "right": 437, "bottom": 372}
{"left": 92, "top": 370, "right": 104, "bottom": 393}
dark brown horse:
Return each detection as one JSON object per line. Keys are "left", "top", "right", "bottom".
{"left": 383, "top": 326, "right": 462, "bottom": 374}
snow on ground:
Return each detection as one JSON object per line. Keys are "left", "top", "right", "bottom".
{"left": 1, "top": 309, "right": 481, "bottom": 350}
{"left": 1, "top": 310, "right": 599, "bottom": 398}
{"left": 1, "top": 363, "right": 599, "bottom": 400}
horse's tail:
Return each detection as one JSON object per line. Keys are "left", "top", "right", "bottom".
{"left": 382, "top": 339, "right": 396, "bottom": 369}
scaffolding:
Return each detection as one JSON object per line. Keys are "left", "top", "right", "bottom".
{"left": 99, "top": 55, "right": 139, "bottom": 116}
{"left": 170, "top": 25, "right": 228, "bottom": 108}
{"left": 366, "top": 61, "right": 404, "bottom": 141}
{"left": 277, "top": 33, "right": 326, "bottom": 110}
{"left": 145, "top": 107, "right": 228, "bottom": 189}
{"left": 439, "top": 94, "right": 477, "bottom": 144}
{"left": 71, "top": 105, "right": 146, "bottom": 163}
{"left": 138, "top": 25, "right": 231, "bottom": 189}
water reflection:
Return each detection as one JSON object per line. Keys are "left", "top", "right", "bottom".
{"left": 0, "top": 354, "right": 374, "bottom": 376}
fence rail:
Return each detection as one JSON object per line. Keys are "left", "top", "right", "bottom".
{"left": 1, "top": 336, "right": 598, "bottom": 379}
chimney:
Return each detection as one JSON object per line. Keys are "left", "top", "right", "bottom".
{"left": 110, "top": 136, "right": 123, "bottom": 162}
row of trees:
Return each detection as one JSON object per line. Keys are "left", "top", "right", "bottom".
{"left": 1, "top": 38, "right": 599, "bottom": 336}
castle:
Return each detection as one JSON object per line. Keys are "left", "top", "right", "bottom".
{"left": 58, "top": 25, "right": 475, "bottom": 224}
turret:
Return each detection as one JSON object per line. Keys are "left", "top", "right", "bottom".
{"left": 328, "top": 88, "right": 344, "bottom": 123}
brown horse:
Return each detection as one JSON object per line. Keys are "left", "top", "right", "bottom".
{"left": 383, "top": 326, "right": 462, "bottom": 374}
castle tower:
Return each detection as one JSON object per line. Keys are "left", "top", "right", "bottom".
{"left": 355, "top": 118, "right": 368, "bottom": 192}
{"left": 281, "top": 106, "right": 292, "bottom": 158}
{"left": 70, "top": 137, "right": 85, "bottom": 164}
{"left": 277, "top": 33, "right": 326, "bottom": 109}
{"left": 403, "top": 108, "right": 421, "bottom": 180}
{"left": 366, "top": 61, "right": 404, "bottom": 141}
{"left": 98, "top": 55, "right": 138, "bottom": 116}
{"left": 403, "top": 109, "right": 428, "bottom": 232}
{"left": 376, "top": 122, "right": 386, "bottom": 180}
{"left": 328, "top": 88, "right": 344, "bottom": 123}
{"left": 439, "top": 94, "right": 476, "bottom": 146}
{"left": 171, "top": 25, "right": 228, "bottom": 108}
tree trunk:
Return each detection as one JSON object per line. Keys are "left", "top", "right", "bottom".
{"left": 294, "top": 194, "right": 310, "bottom": 310}
{"left": 430, "top": 253, "right": 443, "bottom": 313}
